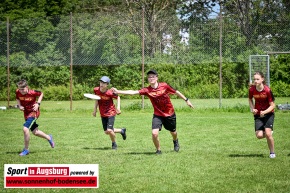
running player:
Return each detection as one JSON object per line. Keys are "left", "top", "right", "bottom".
{"left": 249, "top": 71, "right": 276, "bottom": 158}
{"left": 92, "top": 76, "right": 126, "bottom": 150}
{"left": 16, "top": 79, "right": 55, "bottom": 156}
{"left": 112, "top": 70, "right": 193, "bottom": 154}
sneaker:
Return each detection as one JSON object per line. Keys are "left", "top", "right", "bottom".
{"left": 156, "top": 150, "right": 162, "bottom": 155}
{"left": 112, "top": 142, "right": 117, "bottom": 150}
{"left": 173, "top": 139, "right": 180, "bottom": 152}
{"left": 19, "top": 149, "right": 30, "bottom": 156}
{"left": 121, "top": 128, "right": 127, "bottom": 140}
{"left": 48, "top": 134, "right": 55, "bottom": 148}
{"left": 269, "top": 153, "right": 276, "bottom": 158}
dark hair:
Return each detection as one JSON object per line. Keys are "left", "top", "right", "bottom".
{"left": 249, "top": 71, "right": 267, "bottom": 87}
{"left": 254, "top": 71, "right": 266, "bottom": 85}
{"left": 17, "top": 79, "right": 28, "bottom": 88}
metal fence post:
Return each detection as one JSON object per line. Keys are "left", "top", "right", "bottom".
{"left": 219, "top": 6, "right": 223, "bottom": 108}
{"left": 7, "top": 17, "right": 10, "bottom": 108}
{"left": 141, "top": 6, "right": 145, "bottom": 109}
{"left": 70, "top": 12, "right": 73, "bottom": 111}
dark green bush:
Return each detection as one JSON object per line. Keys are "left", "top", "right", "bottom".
{"left": 1, "top": 54, "right": 290, "bottom": 101}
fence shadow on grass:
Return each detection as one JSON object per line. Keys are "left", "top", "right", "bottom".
{"left": 228, "top": 154, "right": 264, "bottom": 158}
{"left": 126, "top": 152, "right": 157, "bottom": 155}
{"left": 82, "top": 147, "right": 159, "bottom": 155}
{"left": 82, "top": 147, "right": 111, "bottom": 151}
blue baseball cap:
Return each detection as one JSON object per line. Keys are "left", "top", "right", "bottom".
{"left": 99, "top": 76, "right": 110, "bottom": 84}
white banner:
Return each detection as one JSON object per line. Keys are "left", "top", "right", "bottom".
{"left": 4, "top": 164, "right": 99, "bottom": 188}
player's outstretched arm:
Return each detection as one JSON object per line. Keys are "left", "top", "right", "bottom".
{"left": 112, "top": 88, "right": 139, "bottom": 95}
{"left": 175, "top": 91, "right": 194, "bottom": 108}
{"left": 116, "top": 96, "right": 121, "bottom": 115}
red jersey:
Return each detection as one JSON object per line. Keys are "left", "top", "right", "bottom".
{"left": 139, "top": 82, "right": 176, "bottom": 117}
{"left": 94, "top": 87, "right": 118, "bottom": 117}
{"left": 16, "top": 89, "right": 42, "bottom": 119}
{"left": 249, "top": 85, "right": 275, "bottom": 115}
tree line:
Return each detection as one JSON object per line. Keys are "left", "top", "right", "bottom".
{"left": 0, "top": 1, "right": 289, "bottom": 100}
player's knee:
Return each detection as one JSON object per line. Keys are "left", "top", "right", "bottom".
{"left": 256, "top": 133, "right": 264, "bottom": 139}
{"left": 105, "top": 130, "right": 112, "bottom": 135}
{"left": 170, "top": 130, "right": 177, "bottom": 134}
{"left": 264, "top": 132, "right": 272, "bottom": 139}
{"left": 152, "top": 133, "right": 158, "bottom": 139}
{"left": 32, "top": 129, "right": 39, "bottom": 135}
{"left": 255, "top": 130, "right": 264, "bottom": 139}
{"left": 23, "top": 127, "right": 29, "bottom": 132}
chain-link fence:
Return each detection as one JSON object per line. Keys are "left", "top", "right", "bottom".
{"left": 0, "top": 10, "right": 289, "bottom": 108}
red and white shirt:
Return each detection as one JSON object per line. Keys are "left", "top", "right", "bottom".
{"left": 249, "top": 85, "right": 275, "bottom": 115}
{"left": 94, "top": 87, "right": 118, "bottom": 117}
{"left": 16, "top": 89, "right": 42, "bottom": 119}
{"left": 139, "top": 82, "right": 176, "bottom": 117}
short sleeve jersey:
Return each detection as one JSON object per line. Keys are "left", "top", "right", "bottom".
{"left": 139, "top": 82, "right": 176, "bottom": 117}
{"left": 94, "top": 87, "right": 118, "bottom": 117}
{"left": 249, "top": 85, "right": 275, "bottom": 115}
{"left": 16, "top": 89, "right": 42, "bottom": 119}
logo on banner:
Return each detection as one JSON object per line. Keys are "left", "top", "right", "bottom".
{"left": 4, "top": 164, "right": 99, "bottom": 188}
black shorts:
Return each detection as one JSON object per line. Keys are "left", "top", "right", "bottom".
{"left": 152, "top": 113, "right": 176, "bottom": 132}
{"left": 254, "top": 113, "right": 274, "bottom": 131}
{"left": 101, "top": 116, "right": 115, "bottom": 131}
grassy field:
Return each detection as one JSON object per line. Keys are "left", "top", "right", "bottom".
{"left": 0, "top": 98, "right": 289, "bottom": 193}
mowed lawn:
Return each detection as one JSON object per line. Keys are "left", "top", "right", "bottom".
{"left": 0, "top": 98, "right": 289, "bottom": 193}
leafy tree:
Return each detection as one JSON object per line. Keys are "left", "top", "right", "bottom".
{"left": 122, "top": 0, "right": 181, "bottom": 58}
{"left": 75, "top": 0, "right": 123, "bottom": 13}
{"left": 177, "top": 0, "right": 218, "bottom": 23}
{"left": 221, "top": 0, "right": 289, "bottom": 48}
{"left": 7, "top": 17, "right": 55, "bottom": 59}
{"left": 0, "top": 0, "right": 78, "bottom": 20}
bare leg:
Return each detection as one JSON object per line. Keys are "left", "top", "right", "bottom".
{"left": 152, "top": 129, "right": 160, "bottom": 150}
{"left": 265, "top": 128, "right": 274, "bottom": 153}
{"left": 32, "top": 128, "right": 51, "bottom": 140}
{"left": 105, "top": 129, "right": 116, "bottom": 142}
{"left": 114, "top": 128, "right": 121, "bottom": 133}
{"left": 255, "top": 130, "right": 265, "bottom": 139}
{"left": 114, "top": 128, "right": 126, "bottom": 140}
{"left": 23, "top": 127, "right": 30, "bottom": 149}
{"left": 170, "top": 131, "right": 178, "bottom": 141}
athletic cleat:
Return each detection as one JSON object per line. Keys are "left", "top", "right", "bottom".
{"left": 156, "top": 150, "right": 162, "bottom": 155}
{"left": 173, "top": 139, "right": 180, "bottom": 152}
{"left": 112, "top": 142, "right": 117, "bottom": 150}
{"left": 121, "top": 128, "right": 127, "bottom": 140}
{"left": 19, "top": 149, "right": 30, "bottom": 156}
{"left": 48, "top": 134, "right": 55, "bottom": 148}
{"left": 269, "top": 153, "right": 276, "bottom": 158}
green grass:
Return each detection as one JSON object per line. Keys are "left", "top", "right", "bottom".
{"left": 0, "top": 98, "right": 290, "bottom": 193}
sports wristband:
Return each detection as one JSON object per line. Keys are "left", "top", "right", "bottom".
{"left": 37, "top": 102, "right": 41, "bottom": 106}
{"left": 185, "top": 98, "right": 189, "bottom": 102}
